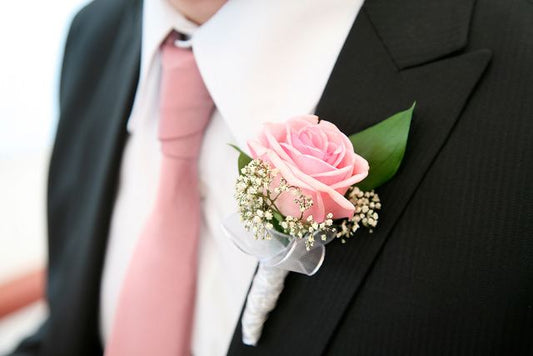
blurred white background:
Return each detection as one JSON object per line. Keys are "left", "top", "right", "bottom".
{"left": 0, "top": 0, "right": 90, "bottom": 352}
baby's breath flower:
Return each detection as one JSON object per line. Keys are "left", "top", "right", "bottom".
{"left": 235, "top": 158, "right": 339, "bottom": 248}
{"left": 235, "top": 160, "right": 280, "bottom": 239}
{"left": 335, "top": 186, "right": 381, "bottom": 240}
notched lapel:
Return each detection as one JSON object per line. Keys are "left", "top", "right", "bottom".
{"left": 365, "top": 0, "right": 476, "bottom": 69}
{"left": 228, "top": 4, "right": 491, "bottom": 356}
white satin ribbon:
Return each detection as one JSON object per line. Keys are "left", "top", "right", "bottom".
{"left": 222, "top": 213, "right": 335, "bottom": 276}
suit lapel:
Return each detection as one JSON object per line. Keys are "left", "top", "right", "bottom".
{"left": 228, "top": 1, "right": 491, "bottom": 354}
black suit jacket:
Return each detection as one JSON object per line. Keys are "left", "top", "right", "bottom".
{"left": 11, "top": 0, "right": 533, "bottom": 355}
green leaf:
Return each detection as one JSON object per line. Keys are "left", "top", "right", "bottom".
{"left": 349, "top": 102, "right": 415, "bottom": 191}
{"left": 272, "top": 211, "right": 284, "bottom": 224}
{"left": 270, "top": 211, "right": 285, "bottom": 233}
{"left": 228, "top": 144, "right": 252, "bottom": 174}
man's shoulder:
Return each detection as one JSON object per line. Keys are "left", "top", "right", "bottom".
{"left": 59, "top": 0, "right": 141, "bottom": 108}
{"left": 72, "top": 0, "right": 138, "bottom": 29}
{"left": 66, "top": 0, "right": 141, "bottom": 52}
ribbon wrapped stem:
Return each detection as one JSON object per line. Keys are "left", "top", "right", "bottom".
{"left": 241, "top": 264, "right": 289, "bottom": 346}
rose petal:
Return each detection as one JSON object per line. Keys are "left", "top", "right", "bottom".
{"left": 263, "top": 127, "right": 295, "bottom": 164}
{"left": 285, "top": 116, "right": 319, "bottom": 141}
{"left": 248, "top": 138, "right": 269, "bottom": 159}
{"left": 264, "top": 150, "right": 314, "bottom": 191}
{"left": 298, "top": 126, "right": 328, "bottom": 152}
{"left": 305, "top": 190, "right": 326, "bottom": 222}
{"left": 330, "top": 169, "right": 368, "bottom": 190}
{"left": 335, "top": 135, "right": 358, "bottom": 168}
{"left": 280, "top": 143, "right": 336, "bottom": 175}
{"left": 325, "top": 141, "right": 344, "bottom": 166}
{"left": 320, "top": 191, "right": 355, "bottom": 220}
{"left": 288, "top": 165, "right": 356, "bottom": 220}
{"left": 311, "top": 165, "right": 353, "bottom": 186}
{"left": 274, "top": 191, "right": 304, "bottom": 219}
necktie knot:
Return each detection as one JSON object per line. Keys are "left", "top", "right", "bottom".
{"left": 159, "top": 31, "right": 214, "bottom": 159}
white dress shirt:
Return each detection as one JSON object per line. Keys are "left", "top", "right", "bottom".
{"left": 99, "top": 0, "right": 364, "bottom": 354}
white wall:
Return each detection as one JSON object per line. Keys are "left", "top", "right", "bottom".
{"left": 0, "top": 0, "right": 90, "bottom": 352}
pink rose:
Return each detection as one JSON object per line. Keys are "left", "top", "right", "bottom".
{"left": 247, "top": 115, "right": 369, "bottom": 222}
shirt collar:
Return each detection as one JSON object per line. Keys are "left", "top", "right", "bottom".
{"left": 132, "top": 0, "right": 364, "bottom": 146}
{"left": 140, "top": 0, "right": 197, "bottom": 86}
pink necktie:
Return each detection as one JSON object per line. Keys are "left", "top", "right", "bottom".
{"left": 106, "top": 32, "right": 214, "bottom": 356}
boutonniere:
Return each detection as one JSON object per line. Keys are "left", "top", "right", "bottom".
{"left": 223, "top": 103, "right": 415, "bottom": 346}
